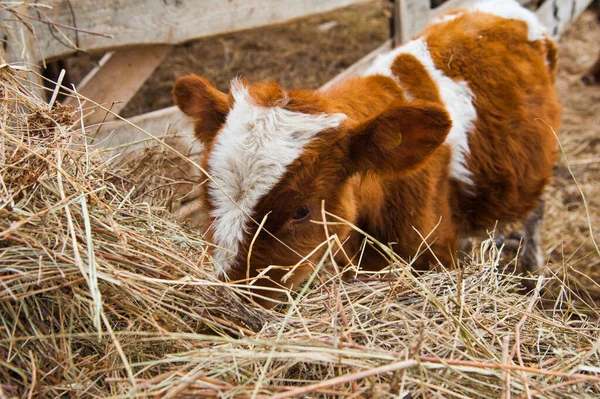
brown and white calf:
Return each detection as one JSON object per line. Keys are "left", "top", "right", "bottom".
{"left": 173, "top": 0, "right": 560, "bottom": 306}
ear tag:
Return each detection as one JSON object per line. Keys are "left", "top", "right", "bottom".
{"left": 384, "top": 132, "right": 403, "bottom": 151}
{"left": 395, "top": 133, "right": 403, "bottom": 148}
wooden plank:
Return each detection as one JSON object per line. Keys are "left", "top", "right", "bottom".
{"left": 393, "top": 0, "right": 403, "bottom": 45}
{"left": 91, "top": 105, "right": 190, "bottom": 157}
{"left": 536, "top": 0, "right": 594, "bottom": 37}
{"left": 320, "top": 40, "right": 393, "bottom": 91}
{"left": 1, "top": 0, "right": 369, "bottom": 63}
{"left": 573, "top": 0, "right": 595, "bottom": 15}
{"left": 0, "top": 4, "right": 45, "bottom": 98}
{"left": 65, "top": 45, "right": 172, "bottom": 125}
{"left": 536, "top": 0, "right": 561, "bottom": 36}
{"left": 395, "top": 0, "right": 431, "bottom": 43}
{"left": 399, "top": 0, "right": 480, "bottom": 39}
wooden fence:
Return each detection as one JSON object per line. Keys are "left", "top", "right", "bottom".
{"left": 0, "top": 0, "right": 594, "bottom": 156}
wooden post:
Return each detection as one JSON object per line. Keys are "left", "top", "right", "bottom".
{"left": 0, "top": 4, "right": 45, "bottom": 98}
{"left": 536, "top": 0, "right": 594, "bottom": 38}
{"left": 394, "top": 0, "right": 431, "bottom": 45}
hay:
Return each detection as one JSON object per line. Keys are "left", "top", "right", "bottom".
{"left": 541, "top": 9, "right": 600, "bottom": 310}
{"left": 1, "top": 64, "right": 600, "bottom": 399}
{"left": 0, "top": 65, "right": 269, "bottom": 397}
{"left": 3, "top": 3, "right": 600, "bottom": 397}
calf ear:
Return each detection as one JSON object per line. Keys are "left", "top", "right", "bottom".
{"left": 349, "top": 100, "right": 452, "bottom": 174}
{"left": 173, "top": 75, "right": 230, "bottom": 143}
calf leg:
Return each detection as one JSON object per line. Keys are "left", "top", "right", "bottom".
{"left": 494, "top": 232, "right": 523, "bottom": 252}
{"left": 520, "top": 200, "right": 546, "bottom": 289}
{"left": 582, "top": 52, "right": 600, "bottom": 86}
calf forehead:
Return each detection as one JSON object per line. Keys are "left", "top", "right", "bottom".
{"left": 207, "top": 82, "right": 346, "bottom": 277}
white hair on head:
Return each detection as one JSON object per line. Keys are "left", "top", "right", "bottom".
{"left": 208, "top": 80, "right": 347, "bottom": 277}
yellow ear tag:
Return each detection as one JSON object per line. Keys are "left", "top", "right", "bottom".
{"left": 385, "top": 132, "right": 402, "bottom": 151}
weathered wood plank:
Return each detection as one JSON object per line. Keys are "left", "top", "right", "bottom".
{"left": 0, "top": 4, "right": 45, "bottom": 97}
{"left": 394, "top": 0, "right": 431, "bottom": 44}
{"left": 64, "top": 45, "right": 172, "bottom": 125}
{"left": 536, "top": 0, "right": 594, "bottom": 38}
{"left": 91, "top": 105, "right": 190, "bottom": 157}
{"left": 320, "top": 40, "right": 393, "bottom": 92}
{"left": 1, "top": 0, "right": 369, "bottom": 63}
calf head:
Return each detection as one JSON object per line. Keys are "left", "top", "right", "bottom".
{"left": 173, "top": 74, "right": 451, "bottom": 306}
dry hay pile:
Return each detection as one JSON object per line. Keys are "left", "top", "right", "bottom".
{"left": 543, "top": 9, "right": 600, "bottom": 303}
{"left": 2, "top": 59, "right": 600, "bottom": 399}
{"left": 2, "top": 65, "right": 600, "bottom": 399}
{"left": 0, "top": 66, "right": 268, "bottom": 397}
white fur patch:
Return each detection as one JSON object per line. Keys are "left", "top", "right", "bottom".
{"left": 208, "top": 81, "right": 346, "bottom": 278}
{"left": 363, "top": 38, "right": 477, "bottom": 186}
{"left": 470, "top": 0, "right": 547, "bottom": 41}
{"left": 430, "top": 12, "right": 462, "bottom": 25}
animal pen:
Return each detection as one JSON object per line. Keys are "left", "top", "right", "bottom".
{"left": 1, "top": 0, "right": 600, "bottom": 397}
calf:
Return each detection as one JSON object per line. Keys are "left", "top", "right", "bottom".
{"left": 173, "top": 0, "right": 560, "bottom": 306}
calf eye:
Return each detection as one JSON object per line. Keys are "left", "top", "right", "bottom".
{"left": 292, "top": 206, "right": 311, "bottom": 222}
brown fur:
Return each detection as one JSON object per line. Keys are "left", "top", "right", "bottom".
{"left": 420, "top": 13, "right": 560, "bottom": 231}
{"left": 172, "top": 8, "right": 561, "bottom": 307}
{"left": 391, "top": 55, "right": 442, "bottom": 103}
{"left": 172, "top": 75, "right": 230, "bottom": 143}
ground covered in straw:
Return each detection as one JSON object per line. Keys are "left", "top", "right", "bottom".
{"left": 2, "top": 4, "right": 600, "bottom": 399}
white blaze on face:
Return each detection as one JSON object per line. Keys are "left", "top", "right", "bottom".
{"left": 207, "top": 81, "right": 346, "bottom": 278}
{"left": 364, "top": 37, "right": 477, "bottom": 187}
